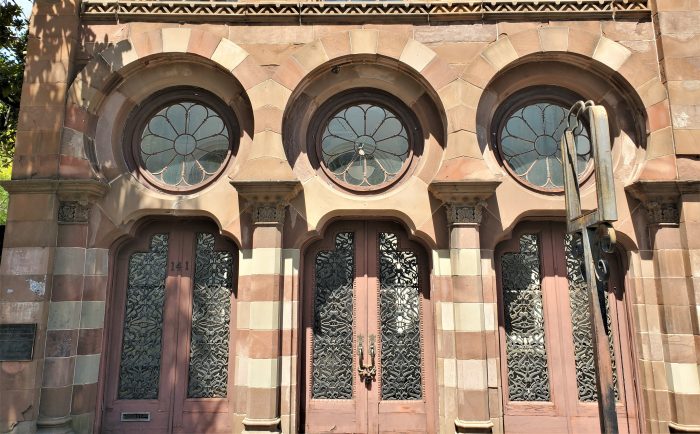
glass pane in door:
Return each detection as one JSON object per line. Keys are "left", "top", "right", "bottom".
{"left": 312, "top": 232, "right": 355, "bottom": 399}
{"left": 564, "top": 233, "right": 618, "bottom": 402}
{"left": 378, "top": 232, "right": 422, "bottom": 401}
{"left": 187, "top": 233, "right": 234, "bottom": 398}
{"left": 118, "top": 233, "right": 169, "bottom": 400}
{"left": 501, "top": 233, "right": 551, "bottom": 402}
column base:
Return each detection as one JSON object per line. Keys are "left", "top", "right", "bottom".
{"left": 455, "top": 418, "right": 494, "bottom": 433}
{"left": 242, "top": 417, "right": 281, "bottom": 433}
{"left": 36, "top": 416, "right": 74, "bottom": 434}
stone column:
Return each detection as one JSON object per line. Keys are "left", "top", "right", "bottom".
{"left": 232, "top": 182, "right": 300, "bottom": 434}
{"left": 430, "top": 181, "right": 500, "bottom": 433}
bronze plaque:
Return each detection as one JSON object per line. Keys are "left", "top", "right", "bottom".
{"left": 0, "top": 324, "right": 37, "bottom": 361}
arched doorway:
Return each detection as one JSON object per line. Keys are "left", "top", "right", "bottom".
{"left": 301, "top": 220, "right": 437, "bottom": 434}
{"left": 495, "top": 222, "right": 639, "bottom": 433}
{"left": 102, "top": 220, "right": 237, "bottom": 434}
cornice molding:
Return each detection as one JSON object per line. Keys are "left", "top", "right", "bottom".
{"left": 0, "top": 179, "right": 109, "bottom": 203}
{"left": 81, "top": 0, "right": 650, "bottom": 23}
{"left": 625, "top": 180, "right": 700, "bottom": 226}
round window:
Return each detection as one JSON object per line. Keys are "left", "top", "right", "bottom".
{"left": 315, "top": 91, "right": 419, "bottom": 192}
{"left": 495, "top": 88, "right": 592, "bottom": 191}
{"left": 128, "top": 88, "right": 238, "bottom": 192}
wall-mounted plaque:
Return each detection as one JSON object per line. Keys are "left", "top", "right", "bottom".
{"left": 0, "top": 324, "right": 37, "bottom": 361}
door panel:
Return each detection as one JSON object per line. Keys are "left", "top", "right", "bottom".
{"left": 497, "top": 222, "right": 638, "bottom": 434}
{"left": 303, "top": 221, "right": 435, "bottom": 434}
{"left": 104, "top": 222, "right": 237, "bottom": 434}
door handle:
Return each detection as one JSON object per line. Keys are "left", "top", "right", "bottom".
{"left": 358, "top": 334, "right": 376, "bottom": 384}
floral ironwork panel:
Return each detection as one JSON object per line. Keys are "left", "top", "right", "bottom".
{"left": 321, "top": 103, "right": 410, "bottom": 188}
{"left": 564, "top": 233, "right": 619, "bottom": 402}
{"left": 312, "top": 232, "right": 355, "bottom": 399}
{"left": 501, "top": 234, "right": 551, "bottom": 402}
{"left": 499, "top": 102, "right": 591, "bottom": 190}
{"left": 140, "top": 101, "right": 230, "bottom": 188}
{"left": 378, "top": 232, "right": 423, "bottom": 400}
{"left": 187, "top": 233, "right": 234, "bottom": 399}
{"left": 118, "top": 234, "right": 169, "bottom": 400}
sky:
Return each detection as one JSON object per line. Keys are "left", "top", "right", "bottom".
{"left": 14, "top": 0, "right": 33, "bottom": 20}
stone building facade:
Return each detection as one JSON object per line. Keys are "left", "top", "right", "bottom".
{"left": 0, "top": 0, "right": 699, "bottom": 433}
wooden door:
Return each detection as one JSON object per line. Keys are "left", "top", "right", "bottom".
{"left": 103, "top": 221, "right": 237, "bottom": 434}
{"left": 496, "top": 222, "right": 639, "bottom": 434}
{"left": 302, "top": 221, "right": 436, "bottom": 434}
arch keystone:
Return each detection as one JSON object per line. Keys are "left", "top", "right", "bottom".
{"left": 211, "top": 38, "right": 249, "bottom": 72}
{"left": 349, "top": 29, "right": 379, "bottom": 55}
{"left": 162, "top": 27, "right": 191, "bottom": 53}
{"left": 539, "top": 27, "right": 569, "bottom": 52}
{"left": 592, "top": 36, "right": 632, "bottom": 72}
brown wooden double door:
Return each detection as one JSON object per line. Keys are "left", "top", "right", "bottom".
{"left": 103, "top": 221, "right": 237, "bottom": 434}
{"left": 302, "top": 221, "right": 436, "bottom": 434}
{"left": 496, "top": 222, "right": 639, "bottom": 434}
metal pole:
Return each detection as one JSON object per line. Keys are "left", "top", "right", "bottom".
{"left": 581, "top": 227, "right": 618, "bottom": 434}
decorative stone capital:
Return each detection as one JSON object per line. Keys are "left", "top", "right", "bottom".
{"left": 625, "top": 180, "right": 684, "bottom": 226}
{"left": 445, "top": 201, "right": 487, "bottom": 225}
{"left": 58, "top": 201, "right": 90, "bottom": 224}
{"left": 429, "top": 180, "right": 500, "bottom": 227}
{"left": 231, "top": 180, "right": 302, "bottom": 226}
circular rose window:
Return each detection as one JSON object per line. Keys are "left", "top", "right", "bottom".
{"left": 316, "top": 93, "right": 418, "bottom": 191}
{"left": 128, "top": 88, "right": 238, "bottom": 192}
{"left": 496, "top": 90, "right": 592, "bottom": 191}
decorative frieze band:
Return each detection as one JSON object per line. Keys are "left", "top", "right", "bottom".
{"left": 81, "top": 0, "right": 650, "bottom": 23}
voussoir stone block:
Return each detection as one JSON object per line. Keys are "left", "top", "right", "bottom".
{"left": 211, "top": 38, "right": 249, "bottom": 72}
{"left": 248, "top": 80, "right": 292, "bottom": 111}
{"left": 131, "top": 30, "right": 163, "bottom": 59}
{"left": 400, "top": 39, "right": 437, "bottom": 73}
{"left": 509, "top": 29, "right": 542, "bottom": 57}
{"left": 99, "top": 39, "right": 139, "bottom": 72}
{"left": 293, "top": 40, "right": 329, "bottom": 73}
{"left": 637, "top": 77, "right": 670, "bottom": 108}
{"left": 444, "top": 130, "right": 482, "bottom": 160}
{"left": 593, "top": 36, "right": 632, "bottom": 71}
{"left": 481, "top": 37, "right": 518, "bottom": 71}
{"left": 438, "top": 80, "right": 482, "bottom": 110}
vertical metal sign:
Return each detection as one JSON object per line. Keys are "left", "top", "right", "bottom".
{"left": 560, "top": 101, "right": 619, "bottom": 434}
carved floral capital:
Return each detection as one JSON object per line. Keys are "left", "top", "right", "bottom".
{"left": 429, "top": 180, "right": 500, "bottom": 227}
{"left": 625, "top": 180, "right": 685, "bottom": 226}
{"left": 231, "top": 180, "right": 302, "bottom": 226}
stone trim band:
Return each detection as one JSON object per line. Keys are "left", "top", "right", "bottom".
{"left": 81, "top": 0, "right": 650, "bottom": 23}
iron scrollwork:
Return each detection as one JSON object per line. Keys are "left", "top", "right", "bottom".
{"left": 565, "top": 233, "right": 619, "bottom": 402}
{"left": 187, "top": 233, "right": 234, "bottom": 399}
{"left": 118, "top": 234, "right": 169, "bottom": 400}
{"left": 501, "top": 234, "right": 551, "bottom": 402}
{"left": 311, "top": 232, "right": 355, "bottom": 399}
{"left": 378, "top": 232, "right": 423, "bottom": 401}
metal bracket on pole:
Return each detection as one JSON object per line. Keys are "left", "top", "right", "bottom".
{"left": 560, "top": 100, "right": 619, "bottom": 434}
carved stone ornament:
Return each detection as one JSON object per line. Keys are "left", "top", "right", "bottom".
{"left": 252, "top": 202, "right": 287, "bottom": 225}
{"left": 58, "top": 201, "right": 90, "bottom": 224}
{"left": 645, "top": 201, "right": 679, "bottom": 225}
{"left": 625, "top": 180, "right": 689, "bottom": 226}
{"left": 81, "top": 0, "right": 650, "bottom": 23}
{"left": 446, "top": 202, "right": 487, "bottom": 225}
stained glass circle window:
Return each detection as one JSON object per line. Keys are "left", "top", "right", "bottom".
{"left": 319, "top": 101, "right": 413, "bottom": 190}
{"left": 130, "top": 89, "right": 237, "bottom": 192}
{"left": 499, "top": 101, "right": 592, "bottom": 190}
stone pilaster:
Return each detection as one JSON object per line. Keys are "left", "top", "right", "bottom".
{"left": 627, "top": 180, "right": 700, "bottom": 432}
{"left": 231, "top": 181, "right": 301, "bottom": 434}
{"left": 0, "top": 180, "right": 107, "bottom": 434}
{"left": 430, "top": 181, "right": 500, "bottom": 433}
